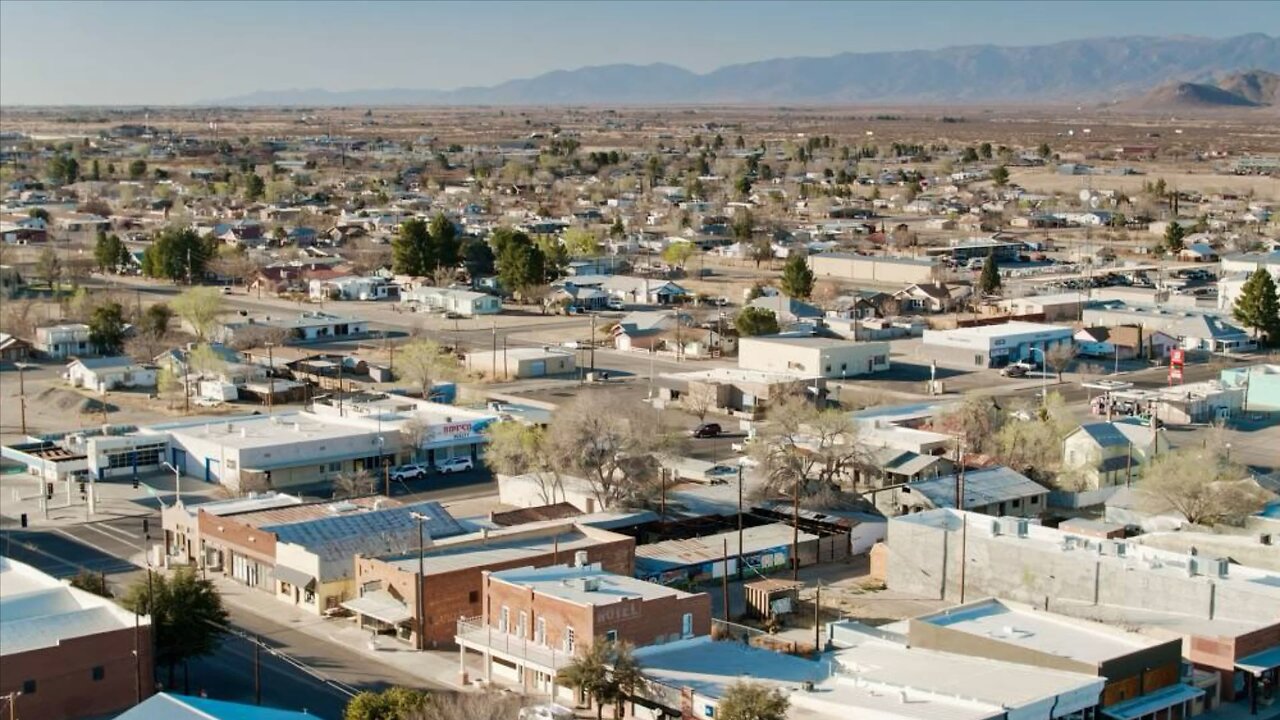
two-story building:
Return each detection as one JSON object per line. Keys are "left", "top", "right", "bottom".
{"left": 1061, "top": 420, "right": 1169, "bottom": 491}
{"left": 35, "top": 323, "right": 93, "bottom": 359}
{"left": 455, "top": 559, "right": 710, "bottom": 699}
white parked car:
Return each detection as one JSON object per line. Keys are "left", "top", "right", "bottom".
{"left": 519, "top": 705, "right": 574, "bottom": 720}
{"left": 435, "top": 456, "right": 475, "bottom": 474}
{"left": 389, "top": 464, "right": 429, "bottom": 481}
{"left": 606, "top": 298, "right": 626, "bottom": 311}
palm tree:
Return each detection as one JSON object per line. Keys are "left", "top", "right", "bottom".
{"left": 558, "top": 640, "right": 612, "bottom": 719}
{"left": 610, "top": 642, "right": 645, "bottom": 719}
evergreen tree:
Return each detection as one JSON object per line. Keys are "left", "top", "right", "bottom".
{"left": 462, "top": 238, "right": 495, "bottom": 284}
{"left": 89, "top": 302, "right": 126, "bottom": 354}
{"left": 429, "top": 212, "right": 459, "bottom": 268}
{"left": 1232, "top": 270, "right": 1280, "bottom": 342}
{"left": 735, "top": 307, "right": 780, "bottom": 337}
{"left": 779, "top": 255, "right": 815, "bottom": 299}
{"left": 142, "top": 227, "right": 212, "bottom": 282}
{"left": 392, "top": 218, "right": 434, "bottom": 276}
{"left": 978, "top": 251, "right": 1002, "bottom": 295}
{"left": 1163, "top": 222, "right": 1186, "bottom": 253}
{"left": 121, "top": 568, "right": 228, "bottom": 692}
{"left": 990, "top": 165, "right": 1010, "bottom": 187}
{"left": 243, "top": 172, "right": 266, "bottom": 202}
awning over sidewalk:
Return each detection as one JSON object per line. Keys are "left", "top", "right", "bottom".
{"left": 273, "top": 565, "right": 316, "bottom": 590}
{"left": 1101, "top": 683, "right": 1204, "bottom": 720}
{"left": 341, "top": 590, "right": 412, "bottom": 625}
{"left": 1237, "top": 646, "right": 1280, "bottom": 675}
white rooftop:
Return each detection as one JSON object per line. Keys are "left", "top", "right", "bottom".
{"left": 184, "top": 491, "right": 305, "bottom": 517}
{"left": 0, "top": 556, "right": 147, "bottom": 655}
{"left": 634, "top": 636, "right": 826, "bottom": 699}
{"left": 490, "top": 563, "right": 697, "bottom": 605}
{"left": 915, "top": 598, "right": 1157, "bottom": 664}
{"left": 929, "top": 321, "right": 1073, "bottom": 338}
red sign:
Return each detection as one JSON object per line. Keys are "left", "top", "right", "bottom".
{"left": 1170, "top": 349, "right": 1185, "bottom": 365}
{"left": 1169, "top": 366, "right": 1183, "bottom": 383}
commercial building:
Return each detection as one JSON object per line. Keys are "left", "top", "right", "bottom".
{"left": 0, "top": 556, "right": 153, "bottom": 720}
{"left": 192, "top": 496, "right": 464, "bottom": 615}
{"left": 809, "top": 252, "right": 942, "bottom": 285}
{"left": 911, "top": 599, "right": 1195, "bottom": 718}
{"left": 1101, "top": 381, "right": 1244, "bottom": 425}
{"left": 881, "top": 509, "right": 1280, "bottom": 705}
{"left": 889, "top": 466, "right": 1049, "bottom": 518}
{"left": 825, "top": 621, "right": 1107, "bottom": 720}
{"left": 456, "top": 562, "right": 711, "bottom": 698}
{"left": 1081, "top": 305, "right": 1254, "bottom": 354}
{"left": 214, "top": 311, "right": 369, "bottom": 346}
{"left": 1221, "top": 364, "right": 1280, "bottom": 411}
{"left": 635, "top": 523, "right": 823, "bottom": 585}
{"left": 352, "top": 520, "right": 636, "bottom": 648}
{"left": 465, "top": 347, "right": 575, "bottom": 379}
{"left": 921, "top": 321, "right": 1074, "bottom": 369}
{"left": 655, "top": 367, "right": 818, "bottom": 419}
{"left": 737, "top": 336, "right": 890, "bottom": 378}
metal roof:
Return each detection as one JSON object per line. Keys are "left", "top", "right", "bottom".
{"left": 262, "top": 500, "right": 464, "bottom": 551}
{"left": 116, "top": 693, "right": 317, "bottom": 720}
{"left": 908, "top": 466, "right": 1048, "bottom": 509}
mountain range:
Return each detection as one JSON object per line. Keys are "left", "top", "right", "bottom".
{"left": 210, "top": 34, "right": 1280, "bottom": 107}
{"left": 1121, "top": 69, "right": 1280, "bottom": 110}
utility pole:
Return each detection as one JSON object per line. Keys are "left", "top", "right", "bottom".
{"left": 383, "top": 457, "right": 390, "bottom": 498}
{"left": 737, "top": 465, "right": 745, "bottom": 580}
{"left": 410, "top": 512, "right": 429, "bottom": 651}
{"left": 491, "top": 322, "right": 497, "bottom": 378}
{"left": 721, "top": 538, "right": 730, "bottom": 622}
{"left": 16, "top": 363, "right": 29, "bottom": 435}
{"left": 265, "top": 342, "right": 275, "bottom": 416}
{"left": 590, "top": 313, "right": 596, "bottom": 374}
{"left": 792, "top": 479, "right": 800, "bottom": 581}
{"left": 814, "top": 582, "right": 822, "bottom": 653}
{"left": 957, "top": 452, "right": 968, "bottom": 604}
{"left": 253, "top": 635, "right": 261, "bottom": 705}
{"left": 134, "top": 612, "right": 142, "bottom": 704}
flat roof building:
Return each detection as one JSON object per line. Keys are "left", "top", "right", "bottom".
{"left": 635, "top": 523, "right": 821, "bottom": 585}
{"left": 0, "top": 556, "right": 153, "bottom": 720}
{"left": 738, "top": 336, "right": 890, "bottom": 378}
{"left": 921, "top": 321, "right": 1074, "bottom": 369}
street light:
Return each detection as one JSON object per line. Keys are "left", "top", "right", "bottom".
{"left": 161, "top": 461, "right": 181, "bottom": 508}
{"left": 1029, "top": 347, "right": 1048, "bottom": 405}
{"left": 263, "top": 342, "right": 275, "bottom": 416}
{"left": 408, "top": 511, "right": 433, "bottom": 651}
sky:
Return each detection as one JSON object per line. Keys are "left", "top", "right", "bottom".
{"left": 1, "top": 0, "right": 1276, "bottom": 105}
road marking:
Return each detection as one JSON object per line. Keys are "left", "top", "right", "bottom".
{"left": 80, "top": 522, "right": 144, "bottom": 551}
{"left": 94, "top": 520, "right": 144, "bottom": 542}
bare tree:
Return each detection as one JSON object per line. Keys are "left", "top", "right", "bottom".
{"left": 548, "top": 396, "right": 685, "bottom": 510}
{"left": 484, "top": 422, "right": 565, "bottom": 504}
{"left": 750, "top": 396, "right": 871, "bottom": 497}
{"left": 398, "top": 415, "right": 430, "bottom": 463}
{"left": 396, "top": 339, "right": 459, "bottom": 399}
{"left": 992, "top": 393, "right": 1074, "bottom": 486}
{"left": 680, "top": 386, "right": 716, "bottom": 422}
{"left": 1044, "top": 343, "right": 1078, "bottom": 381}
{"left": 930, "top": 395, "right": 1003, "bottom": 456}
{"left": 171, "top": 287, "right": 225, "bottom": 341}
{"left": 411, "top": 690, "right": 521, "bottom": 720}
{"left": 333, "top": 469, "right": 376, "bottom": 499}
{"left": 0, "top": 297, "right": 38, "bottom": 338}
{"left": 229, "top": 324, "right": 294, "bottom": 352}
{"left": 1138, "top": 429, "right": 1267, "bottom": 526}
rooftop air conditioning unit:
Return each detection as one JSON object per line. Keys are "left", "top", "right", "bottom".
{"left": 1213, "top": 558, "right": 1229, "bottom": 578}
{"left": 1187, "top": 557, "right": 1201, "bottom": 577}
{"left": 990, "top": 520, "right": 1002, "bottom": 537}
{"left": 1113, "top": 541, "right": 1128, "bottom": 557}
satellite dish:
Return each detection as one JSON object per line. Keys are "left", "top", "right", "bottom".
{"left": 1090, "top": 196, "right": 1101, "bottom": 209}
{"left": 1079, "top": 189, "right": 1093, "bottom": 202}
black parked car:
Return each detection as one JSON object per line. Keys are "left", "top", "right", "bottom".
{"left": 691, "top": 423, "right": 722, "bottom": 438}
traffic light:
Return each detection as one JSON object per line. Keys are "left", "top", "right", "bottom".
{"left": 132, "top": 477, "right": 139, "bottom": 489}
{"left": 20, "top": 513, "right": 28, "bottom": 528}
{"left": 79, "top": 481, "right": 87, "bottom": 497}
{"left": 45, "top": 482, "right": 53, "bottom": 499}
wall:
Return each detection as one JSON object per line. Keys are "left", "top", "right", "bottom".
{"left": 809, "top": 254, "right": 939, "bottom": 285}
{"left": 0, "top": 625, "right": 152, "bottom": 720}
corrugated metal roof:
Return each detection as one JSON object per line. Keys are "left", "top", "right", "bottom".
{"left": 262, "top": 500, "right": 464, "bottom": 550}
{"left": 117, "top": 693, "right": 317, "bottom": 720}
{"left": 909, "top": 467, "right": 1048, "bottom": 509}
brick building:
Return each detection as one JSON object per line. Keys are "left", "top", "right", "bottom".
{"left": 0, "top": 556, "right": 153, "bottom": 720}
{"left": 455, "top": 558, "right": 711, "bottom": 700}
{"left": 349, "top": 520, "right": 635, "bottom": 649}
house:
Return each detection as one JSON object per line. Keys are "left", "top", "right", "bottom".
{"left": 745, "top": 294, "right": 823, "bottom": 325}
{"left": 455, "top": 562, "right": 710, "bottom": 698}
{"left": 66, "top": 356, "right": 158, "bottom": 392}
{"left": 670, "top": 326, "right": 736, "bottom": 359}
{"left": 890, "top": 466, "right": 1048, "bottom": 517}
{"left": 1073, "top": 325, "right": 1178, "bottom": 360}
{"left": 656, "top": 368, "right": 814, "bottom": 418}
{"left": 551, "top": 280, "right": 610, "bottom": 311}
{"left": 34, "top": 323, "right": 92, "bottom": 359}
{"left": 1082, "top": 304, "right": 1254, "bottom": 353}
{"left": 612, "top": 310, "right": 691, "bottom": 352}
{"left": 868, "top": 447, "right": 957, "bottom": 486}
{"left": 565, "top": 257, "right": 618, "bottom": 276}
{"left": 0, "top": 333, "right": 33, "bottom": 364}
{"left": 466, "top": 347, "right": 575, "bottom": 379}
{"left": 893, "top": 282, "right": 971, "bottom": 313}
{"left": 1061, "top": 419, "right": 1169, "bottom": 491}
{"left": 920, "top": 321, "right": 1074, "bottom": 368}
{"left": 738, "top": 336, "right": 889, "bottom": 378}
{"left": 0, "top": 556, "right": 153, "bottom": 720}
{"left": 54, "top": 212, "right": 110, "bottom": 232}
{"left": 308, "top": 275, "right": 395, "bottom": 301}
{"left": 400, "top": 286, "right": 500, "bottom": 316}
{"left": 635, "top": 523, "right": 822, "bottom": 585}
{"left": 603, "top": 275, "right": 687, "bottom": 305}
{"left": 1179, "top": 242, "right": 1219, "bottom": 262}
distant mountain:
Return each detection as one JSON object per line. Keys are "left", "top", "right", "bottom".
{"left": 208, "top": 34, "right": 1280, "bottom": 106}
{"left": 1118, "top": 68, "right": 1279, "bottom": 110}
{"left": 1217, "top": 69, "right": 1280, "bottom": 105}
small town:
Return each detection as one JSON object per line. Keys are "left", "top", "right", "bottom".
{"left": 0, "top": 4, "right": 1278, "bottom": 720}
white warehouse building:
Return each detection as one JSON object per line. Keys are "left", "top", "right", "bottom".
{"left": 920, "top": 321, "right": 1074, "bottom": 369}
{"left": 738, "top": 336, "right": 890, "bottom": 378}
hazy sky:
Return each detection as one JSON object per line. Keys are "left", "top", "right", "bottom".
{"left": 1, "top": 0, "right": 1275, "bottom": 105}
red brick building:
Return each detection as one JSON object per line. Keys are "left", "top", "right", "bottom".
{"left": 350, "top": 520, "right": 636, "bottom": 648}
{"left": 455, "top": 558, "right": 711, "bottom": 700}
{"left": 0, "top": 557, "right": 153, "bottom": 720}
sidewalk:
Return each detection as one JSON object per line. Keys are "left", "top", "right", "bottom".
{"left": 207, "top": 573, "right": 471, "bottom": 691}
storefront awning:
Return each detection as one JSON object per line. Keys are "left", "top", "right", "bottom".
{"left": 1237, "top": 646, "right": 1280, "bottom": 675}
{"left": 341, "top": 590, "right": 412, "bottom": 625}
{"left": 1101, "top": 683, "right": 1204, "bottom": 720}
{"left": 273, "top": 565, "right": 316, "bottom": 590}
